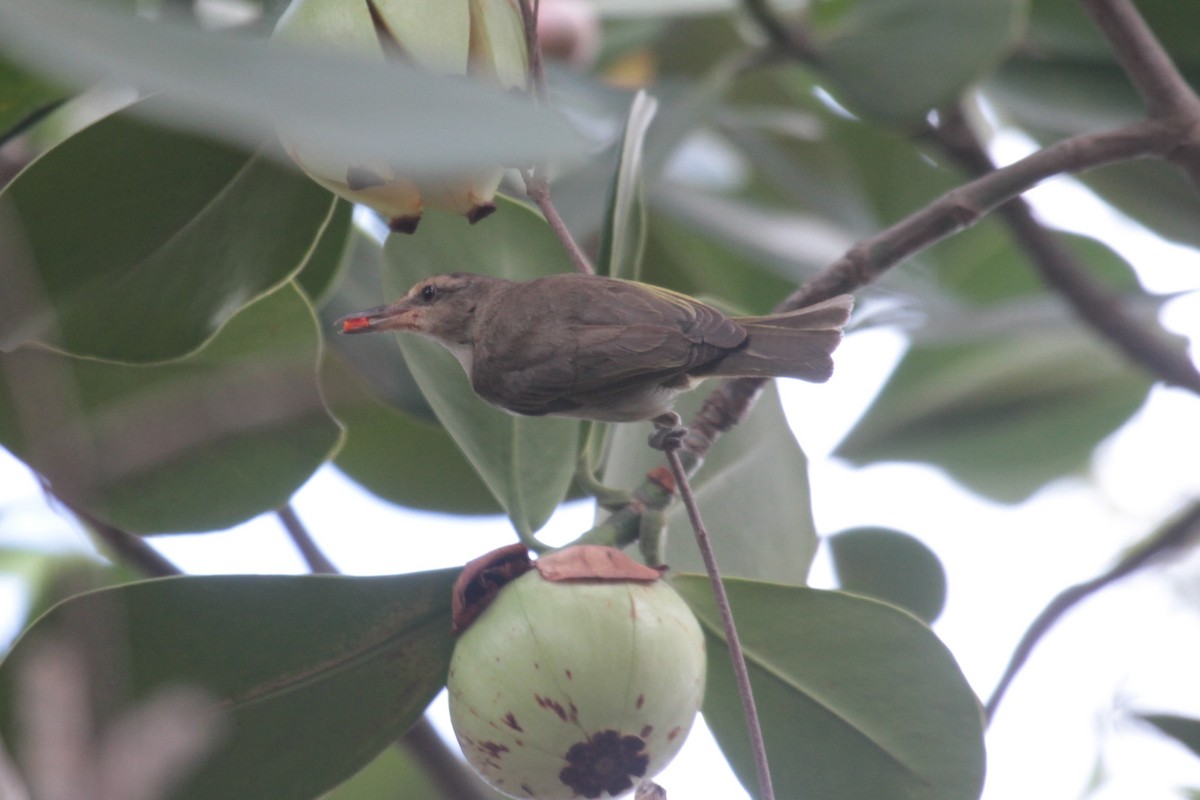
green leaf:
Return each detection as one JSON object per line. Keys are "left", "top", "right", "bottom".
{"left": 602, "top": 383, "right": 818, "bottom": 584}
{"left": 0, "top": 0, "right": 581, "bottom": 171}
{"left": 0, "top": 97, "right": 335, "bottom": 362}
{"left": 0, "top": 569, "right": 458, "bottom": 800}
{"left": 0, "top": 54, "right": 61, "bottom": 142}
{"left": 827, "top": 527, "right": 947, "bottom": 623}
{"left": 1139, "top": 713, "right": 1200, "bottom": 761}
{"left": 598, "top": 89, "right": 658, "bottom": 280}
{"left": 296, "top": 199, "right": 355, "bottom": 305}
{"left": 321, "top": 352, "right": 501, "bottom": 516}
{"left": 813, "top": 0, "right": 1024, "bottom": 124}
{"left": 0, "top": 283, "right": 342, "bottom": 533}
{"left": 835, "top": 312, "right": 1154, "bottom": 503}
{"left": 381, "top": 196, "right": 580, "bottom": 535}
{"left": 673, "top": 576, "right": 985, "bottom": 800}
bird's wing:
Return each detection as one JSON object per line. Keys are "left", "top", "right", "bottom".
{"left": 472, "top": 278, "right": 746, "bottom": 416}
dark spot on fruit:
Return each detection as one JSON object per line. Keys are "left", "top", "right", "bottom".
{"left": 636, "top": 694, "right": 645, "bottom": 710}
{"left": 559, "top": 730, "right": 649, "bottom": 799}
{"left": 535, "top": 694, "right": 569, "bottom": 722}
{"left": 504, "top": 712, "right": 524, "bottom": 732}
{"left": 568, "top": 701, "right": 579, "bottom": 723}
{"left": 520, "top": 783, "right": 534, "bottom": 796}
{"left": 667, "top": 726, "right": 682, "bottom": 741}
{"left": 478, "top": 740, "right": 510, "bottom": 759}
{"left": 565, "top": 668, "right": 573, "bottom": 680}
{"left": 640, "top": 725, "right": 653, "bottom": 738}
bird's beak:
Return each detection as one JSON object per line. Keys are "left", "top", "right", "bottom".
{"left": 335, "top": 300, "right": 419, "bottom": 335}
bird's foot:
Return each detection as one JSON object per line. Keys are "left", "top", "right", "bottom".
{"left": 648, "top": 413, "right": 686, "bottom": 452}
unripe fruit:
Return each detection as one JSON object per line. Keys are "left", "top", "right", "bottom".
{"left": 448, "top": 546, "right": 706, "bottom": 799}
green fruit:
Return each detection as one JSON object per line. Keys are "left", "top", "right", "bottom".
{"left": 448, "top": 548, "right": 705, "bottom": 799}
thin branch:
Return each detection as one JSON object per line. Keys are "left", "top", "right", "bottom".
{"left": 1078, "top": 0, "right": 1200, "bottom": 183}
{"left": 1078, "top": 0, "right": 1200, "bottom": 119}
{"left": 276, "top": 503, "right": 338, "bottom": 574}
{"left": 930, "top": 106, "right": 1200, "bottom": 396}
{"left": 985, "top": 500, "right": 1200, "bottom": 723}
{"left": 678, "top": 119, "right": 1168, "bottom": 453}
{"left": 514, "top": 0, "right": 594, "bottom": 274}
{"left": 784, "top": 119, "right": 1166, "bottom": 309}
{"left": 662, "top": 447, "right": 774, "bottom": 800}
{"left": 63, "top": 500, "right": 181, "bottom": 578}
{"left": 525, "top": 173, "right": 595, "bottom": 274}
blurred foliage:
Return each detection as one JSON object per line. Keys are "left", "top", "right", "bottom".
{"left": 1, "top": 0, "right": 1198, "bottom": 798}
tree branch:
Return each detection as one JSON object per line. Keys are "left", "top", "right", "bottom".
{"left": 784, "top": 119, "right": 1166, "bottom": 310}
{"left": 985, "top": 500, "right": 1200, "bottom": 723}
{"left": 1078, "top": 0, "right": 1200, "bottom": 119}
{"left": 679, "top": 119, "right": 1169, "bottom": 452}
{"left": 1078, "top": 0, "right": 1200, "bottom": 184}
{"left": 276, "top": 503, "right": 338, "bottom": 574}
{"left": 60, "top": 497, "right": 181, "bottom": 578}
{"left": 515, "top": 0, "right": 594, "bottom": 274}
{"left": 929, "top": 105, "right": 1200, "bottom": 396}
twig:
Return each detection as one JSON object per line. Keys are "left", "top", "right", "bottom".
{"left": 985, "top": 500, "right": 1200, "bottom": 723}
{"left": 275, "top": 503, "right": 338, "bottom": 574}
{"left": 1078, "top": 0, "right": 1200, "bottom": 120}
{"left": 784, "top": 119, "right": 1166, "bottom": 310}
{"left": 1078, "top": 0, "right": 1200, "bottom": 183}
{"left": 662, "top": 447, "right": 774, "bottom": 800}
{"left": 514, "top": 0, "right": 594, "bottom": 274}
{"left": 62, "top": 500, "right": 181, "bottom": 578}
{"left": 929, "top": 106, "right": 1200, "bottom": 396}
{"left": 679, "top": 119, "right": 1168, "bottom": 453}
{"left": 525, "top": 173, "right": 595, "bottom": 274}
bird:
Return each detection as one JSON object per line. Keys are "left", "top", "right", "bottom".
{"left": 337, "top": 272, "right": 853, "bottom": 446}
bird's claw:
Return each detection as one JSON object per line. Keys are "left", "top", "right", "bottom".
{"left": 648, "top": 412, "right": 686, "bottom": 451}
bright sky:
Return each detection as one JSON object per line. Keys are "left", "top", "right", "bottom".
{"left": 3, "top": 140, "right": 1200, "bottom": 799}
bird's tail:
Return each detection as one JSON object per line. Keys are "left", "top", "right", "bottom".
{"left": 705, "top": 294, "right": 854, "bottom": 382}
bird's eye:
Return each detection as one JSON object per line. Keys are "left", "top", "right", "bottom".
{"left": 420, "top": 284, "right": 437, "bottom": 302}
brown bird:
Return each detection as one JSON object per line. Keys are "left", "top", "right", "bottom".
{"left": 338, "top": 272, "right": 852, "bottom": 441}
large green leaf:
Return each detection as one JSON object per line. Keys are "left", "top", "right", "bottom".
{"left": 673, "top": 576, "right": 985, "bottom": 800}
{"left": 812, "top": 0, "right": 1024, "bottom": 124}
{"left": 602, "top": 383, "right": 818, "bottom": 584}
{"left": 0, "top": 97, "right": 335, "bottom": 361}
{"left": 0, "top": 283, "right": 342, "bottom": 533}
{"left": 321, "top": 352, "right": 500, "bottom": 516}
{"left": 835, "top": 310, "right": 1154, "bottom": 503}
{"left": 0, "top": 569, "right": 458, "bottom": 800}
{"left": 0, "top": 0, "right": 581, "bottom": 171}
{"left": 381, "top": 196, "right": 580, "bottom": 536}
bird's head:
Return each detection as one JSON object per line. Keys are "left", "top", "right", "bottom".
{"left": 336, "top": 272, "right": 502, "bottom": 347}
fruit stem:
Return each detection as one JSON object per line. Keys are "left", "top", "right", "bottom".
{"left": 662, "top": 447, "right": 775, "bottom": 800}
